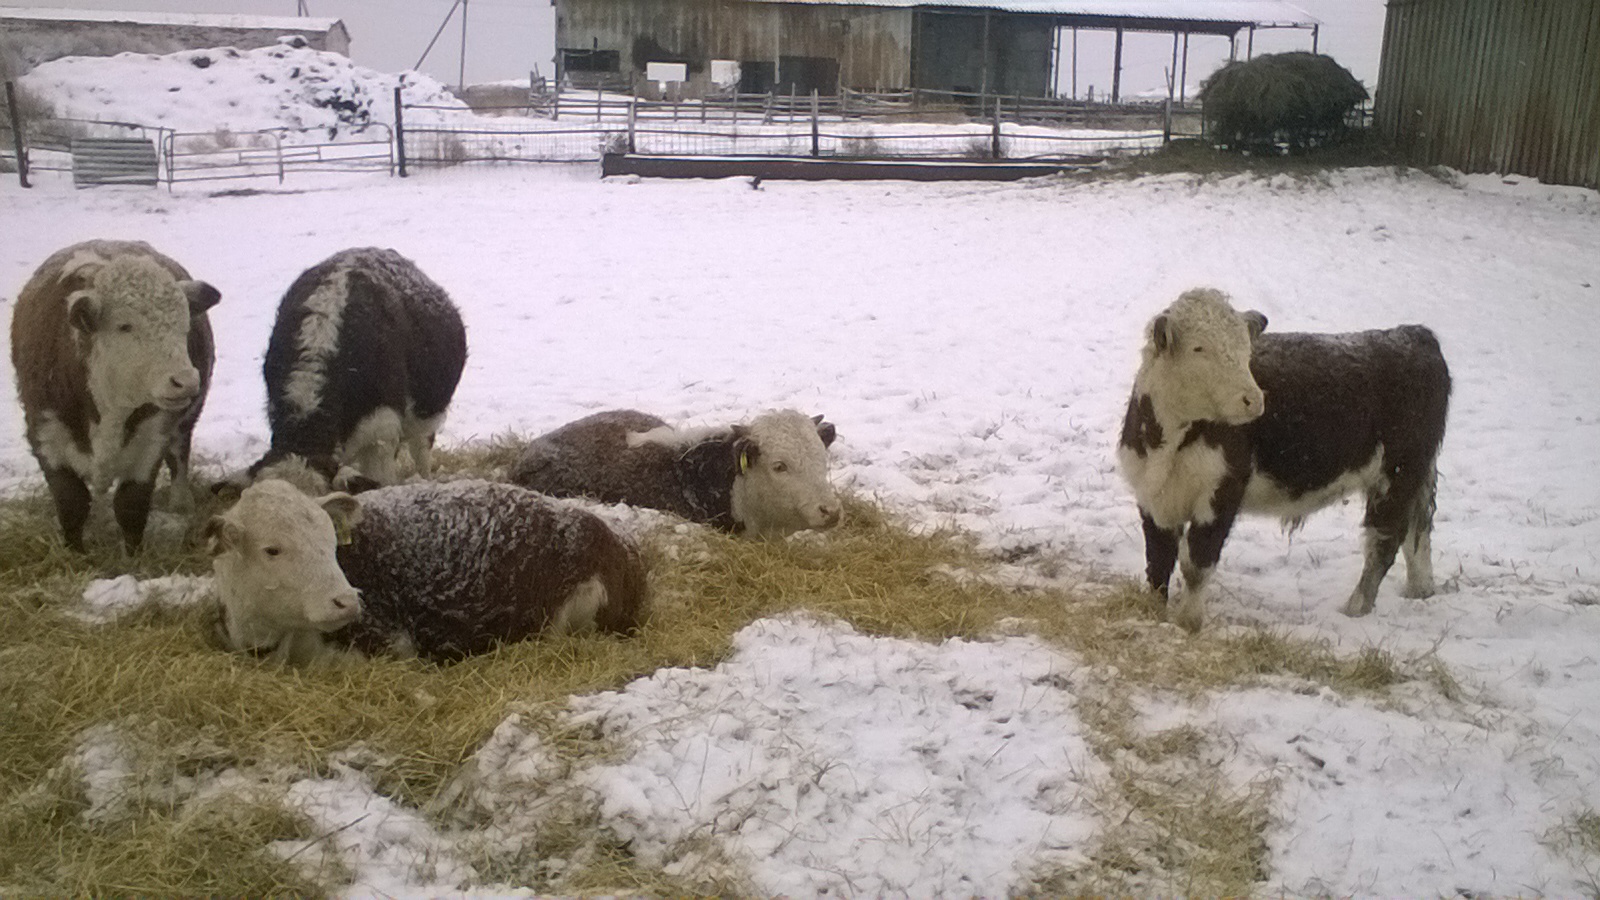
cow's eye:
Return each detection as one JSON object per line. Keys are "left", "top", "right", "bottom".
{"left": 117, "top": 323, "right": 134, "bottom": 334}
{"left": 1192, "top": 345, "right": 1204, "bottom": 353}
{"left": 263, "top": 546, "right": 282, "bottom": 557}
{"left": 772, "top": 461, "right": 789, "bottom": 473}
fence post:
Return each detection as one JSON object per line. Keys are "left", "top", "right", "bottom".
{"left": 627, "top": 97, "right": 636, "bottom": 153}
{"left": 810, "top": 90, "right": 820, "bottom": 157}
{"left": 5, "top": 81, "right": 30, "bottom": 189}
{"left": 991, "top": 97, "right": 1002, "bottom": 159}
{"left": 393, "top": 86, "right": 408, "bottom": 177}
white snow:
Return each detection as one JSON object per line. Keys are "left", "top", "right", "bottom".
{"left": 567, "top": 614, "right": 1101, "bottom": 896}
{"left": 8, "top": 41, "right": 1600, "bottom": 897}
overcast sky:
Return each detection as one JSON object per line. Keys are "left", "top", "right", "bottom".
{"left": 14, "top": 1, "right": 1385, "bottom": 94}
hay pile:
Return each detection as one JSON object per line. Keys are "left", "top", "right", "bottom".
{"left": 0, "top": 448, "right": 1453, "bottom": 895}
{"left": 1198, "top": 51, "right": 1369, "bottom": 153}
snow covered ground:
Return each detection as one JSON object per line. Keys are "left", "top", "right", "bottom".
{"left": 5, "top": 43, "right": 1600, "bottom": 898}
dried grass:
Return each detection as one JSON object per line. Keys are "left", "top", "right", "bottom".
{"left": 0, "top": 444, "right": 1460, "bottom": 894}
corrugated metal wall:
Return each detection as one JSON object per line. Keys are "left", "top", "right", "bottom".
{"left": 1374, "top": 0, "right": 1600, "bottom": 189}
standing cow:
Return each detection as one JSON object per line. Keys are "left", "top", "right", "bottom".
{"left": 10, "top": 240, "right": 219, "bottom": 552}
{"left": 208, "top": 478, "right": 648, "bottom": 665}
{"left": 245, "top": 247, "right": 466, "bottom": 491}
{"left": 1116, "top": 287, "right": 1451, "bottom": 632}
{"left": 509, "top": 409, "right": 842, "bottom": 539}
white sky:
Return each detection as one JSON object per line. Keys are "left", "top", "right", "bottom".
{"left": 13, "top": 0, "right": 1386, "bottom": 93}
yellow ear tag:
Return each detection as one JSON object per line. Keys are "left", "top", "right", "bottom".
{"left": 738, "top": 451, "right": 750, "bottom": 474}
{"left": 335, "top": 520, "right": 353, "bottom": 546}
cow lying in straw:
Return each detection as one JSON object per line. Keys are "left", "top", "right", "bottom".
{"left": 208, "top": 478, "right": 647, "bottom": 665}
{"left": 509, "top": 408, "right": 842, "bottom": 539}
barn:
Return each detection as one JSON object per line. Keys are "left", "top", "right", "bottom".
{"left": 0, "top": 7, "right": 351, "bottom": 74}
{"left": 1374, "top": 0, "right": 1600, "bottom": 190}
{"left": 553, "top": 0, "right": 1319, "bottom": 102}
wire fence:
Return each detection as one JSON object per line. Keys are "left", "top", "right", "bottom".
{"left": 5, "top": 80, "right": 1194, "bottom": 187}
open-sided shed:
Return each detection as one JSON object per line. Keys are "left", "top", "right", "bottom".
{"left": 553, "top": 0, "right": 1318, "bottom": 100}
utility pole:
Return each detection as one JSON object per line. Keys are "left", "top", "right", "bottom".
{"left": 458, "top": 0, "right": 469, "bottom": 90}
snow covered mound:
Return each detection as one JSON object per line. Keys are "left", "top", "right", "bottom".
{"left": 19, "top": 36, "right": 466, "bottom": 137}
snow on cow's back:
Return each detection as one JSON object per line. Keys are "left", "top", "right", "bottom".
{"left": 331, "top": 480, "right": 648, "bottom": 662}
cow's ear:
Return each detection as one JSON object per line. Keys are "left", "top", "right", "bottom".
{"left": 813, "top": 416, "right": 837, "bottom": 448}
{"left": 67, "top": 292, "right": 99, "bottom": 334}
{"left": 320, "top": 492, "right": 363, "bottom": 526}
{"left": 203, "top": 515, "right": 242, "bottom": 556}
{"left": 1151, "top": 313, "right": 1175, "bottom": 354}
{"left": 1243, "top": 310, "right": 1268, "bottom": 340}
{"left": 183, "top": 280, "right": 221, "bottom": 314}
{"left": 731, "top": 427, "right": 759, "bottom": 474}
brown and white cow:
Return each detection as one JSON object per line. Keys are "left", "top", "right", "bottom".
{"left": 1117, "top": 287, "right": 1451, "bottom": 632}
{"left": 242, "top": 247, "right": 466, "bottom": 493}
{"left": 10, "top": 240, "right": 219, "bottom": 552}
{"left": 208, "top": 479, "right": 648, "bottom": 666}
{"left": 508, "top": 408, "right": 842, "bottom": 539}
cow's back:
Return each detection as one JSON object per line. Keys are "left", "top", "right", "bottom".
{"left": 510, "top": 410, "right": 690, "bottom": 512}
{"left": 1247, "top": 327, "right": 1450, "bottom": 495}
{"left": 331, "top": 481, "right": 646, "bottom": 662}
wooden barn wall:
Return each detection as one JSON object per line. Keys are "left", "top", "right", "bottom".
{"left": 1374, "top": 0, "right": 1600, "bottom": 189}
{"left": 556, "top": 0, "right": 913, "bottom": 91}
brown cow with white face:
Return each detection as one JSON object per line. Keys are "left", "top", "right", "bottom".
{"left": 1117, "top": 287, "right": 1451, "bottom": 632}
{"left": 10, "top": 240, "right": 219, "bottom": 552}
{"left": 209, "top": 479, "right": 648, "bottom": 666}
{"left": 509, "top": 408, "right": 842, "bottom": 539}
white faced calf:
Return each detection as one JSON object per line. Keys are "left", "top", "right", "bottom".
{"left": 1116, "top": 288, "right": 1450, "bottom": 631}
{"left": 509, "top": 408, "right": 842, "bottom": 538}
{"left": 209, "top": 479, "right": 648, "bottom": 665}
{"left": 10, "top": 240, "right": 219, "bottom": 552}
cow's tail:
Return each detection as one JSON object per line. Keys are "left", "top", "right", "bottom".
{"left": 1404, "top": 454, "right": 1439, "bottom": 554}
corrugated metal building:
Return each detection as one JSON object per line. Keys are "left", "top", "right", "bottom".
{"left": 1374, "top": 0, "right": 1600, "bottom": 190}
{"left": 554, "top": 0, "right": 1318, "bottom": 99}
{"left": 0, "top": 7, "right": 351, "bottom": 73}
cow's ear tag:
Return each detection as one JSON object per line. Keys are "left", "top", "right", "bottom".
{"left": 335, "top": 520, "right": 353, "bottom": 546}
{"left": 738, "top": 451, "right": 750, "bottom": 475}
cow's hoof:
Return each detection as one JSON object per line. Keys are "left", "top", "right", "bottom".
{"left": 1400, "top": 582, "right": 1436, "bottom": 600}
{"left": 1172, "top": 597, "right": 1204, "bottom": 634}
{"left": 1341, "top": 595, "right": 1375, "bottom": 617}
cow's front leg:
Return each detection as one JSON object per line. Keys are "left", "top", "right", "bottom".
{"left": 113, "top": 478, "right": 156, "bottom": 554}
{"left": 1174, "top": 512, "right": 1238, "bottom": 633}
{"left": 1140, "top": 509, "right": 1180, "bottom": 600}
{"left": 43, "top": 465, "right": 93, "bottom": 553}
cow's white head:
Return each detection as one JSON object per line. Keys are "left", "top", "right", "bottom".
{"left": 62, "top": 251, "right": 220, "bottom": 414}
{"left": 730, "top": 410, "right": 842, "bottom": 538}
{"left": 1137, "top": 288, "right": 1267, "bottom": 426}
{"left": 206, "top": 479, "right": 362, "bottom": 658}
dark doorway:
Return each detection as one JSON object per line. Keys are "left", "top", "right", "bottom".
{"left": 777, "top": 55, "right": 840, "bottom": 96}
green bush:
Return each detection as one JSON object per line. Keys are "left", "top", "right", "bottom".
{"left": 1197, "top": 51, "right": 1368, "bottom": 154}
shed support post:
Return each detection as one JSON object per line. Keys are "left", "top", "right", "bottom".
{"left": 1112, "top": 26, "right": 1124, "bottom": 104}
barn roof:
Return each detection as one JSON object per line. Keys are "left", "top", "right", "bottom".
{"left": 0, "top": 7, "right": 347, "bottom": 34}
{"left": 746, "top": 0, "right": 1318, "bottom": 32}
